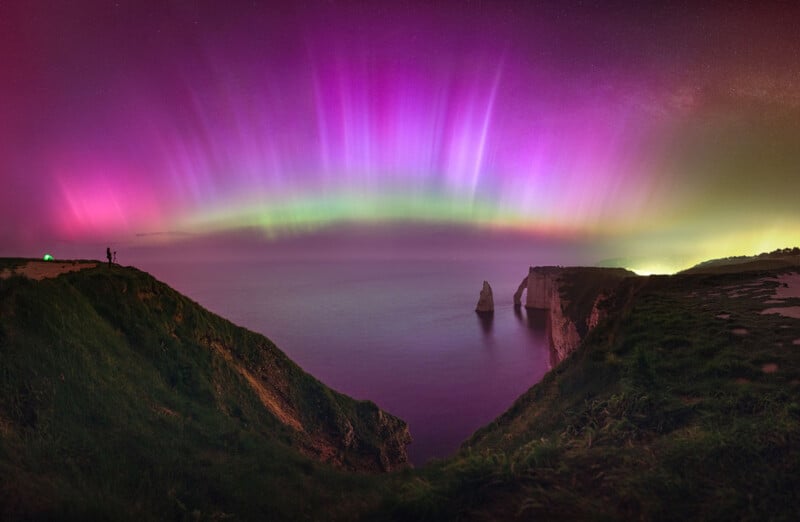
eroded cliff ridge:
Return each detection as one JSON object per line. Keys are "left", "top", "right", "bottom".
{"left": 515, "top": 266, "right": 634, "bottom": 363}
{"left": 460, "top": 254, "right": 800, "bottom": 521}
{"left": 0, "top": 261, "right": 410, "bottom": 481}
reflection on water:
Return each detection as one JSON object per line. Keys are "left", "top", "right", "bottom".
{"left": 475, "top": 311, "right": 494, "bottom": 335}
{"left": 514, "top": 305, "right": 549, "bottom": 332}
{"left": 515, "top": 306, "right": 554, "bottom": 369}
{"left": 523, "top": 307, "right": 548, "bottom": 331}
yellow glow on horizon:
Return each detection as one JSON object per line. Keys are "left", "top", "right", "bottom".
{"left": 626, "top": 264, "right": 677, "bottom": 276}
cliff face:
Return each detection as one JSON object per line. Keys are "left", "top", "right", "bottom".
{"left": 203, "top": 334, "right": 411, "bottom": 472}
{"left": 0, "top": 263, "right": 410, "bottom": 478}
{"left": 518, "top": 266, "right": 634, "bottom": 364}
{"left": 461, "top": 258, "right": 800, "bottom": 522}
{"left": 522, "top": 267, "right": 581, "bottom": 364}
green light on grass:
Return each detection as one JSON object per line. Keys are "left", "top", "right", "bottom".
{"left": 43, "top": 254, "right": 54, "bottom": 261}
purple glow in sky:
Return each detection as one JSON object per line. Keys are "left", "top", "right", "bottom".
{"left": 2, "top": 1, "right": 800, "bottom": 271}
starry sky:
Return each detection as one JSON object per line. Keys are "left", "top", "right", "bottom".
{"left": 2, "top": 1, "right": 799, "bottom": 272}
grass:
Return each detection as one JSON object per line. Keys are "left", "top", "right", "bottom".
{"left": 0, "top": 258, "right": 35, "bottom": 271}
{"left": 0, "top": 263, "right": 406, "bottom": 520}
{"left": 2, "top": 257, "right": 800, "bottom": 520}
{"left": 555, "top": 266, "right": 635, "bottom": 336}
{"left": 374, "top": 263, "right": 800, "bottom": 520}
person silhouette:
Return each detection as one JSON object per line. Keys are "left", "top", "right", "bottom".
{"left": 113, "top": 251, "right": 117, "bottom": 264}
{"left": 106, "top": 247, "right": 112, "bottom": 267}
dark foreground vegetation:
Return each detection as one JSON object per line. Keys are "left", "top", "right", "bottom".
{"left": 2, "top": 253, "right": 800, "bottom": 520}
{"left": 378, "top": 254, "right": 800, "bottom": 520}
{"left": 0, "top": 261, "right": 406, "bottom": 520}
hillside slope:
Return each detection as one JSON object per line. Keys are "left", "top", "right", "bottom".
{"left": 682, "top": 247, "right": 800, "bottom": 274}
{"left": 0, "top": 261, "right": 409, "bottom": 520}
{"left": 4, "top": 257, "right": 800, "bottom": 520}
{"left": 376, "top": 262, "right": 800, "bottom": 520}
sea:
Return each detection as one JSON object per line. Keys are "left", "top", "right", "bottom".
{"left": 136, "top": 257, "right": 553, "bottom": 465}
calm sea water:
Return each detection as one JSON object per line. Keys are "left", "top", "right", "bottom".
{"left": 136, "top": 258, "right": 552, "bottom": 465}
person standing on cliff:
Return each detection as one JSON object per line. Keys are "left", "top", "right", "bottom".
{"left": 106, "top": 247, "right": 112, "bottom": 267}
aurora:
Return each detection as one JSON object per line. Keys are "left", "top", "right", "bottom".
{"left": 2, "top": 1, "right": 799, "bottom": 272}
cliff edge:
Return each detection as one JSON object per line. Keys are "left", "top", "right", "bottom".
{"left": 0, "top": 260, "right": 409, "bottom": 519}
{"left": 451, "top": 259, "right": 800, "bottom": 521}
{"left": 515, "top": 266, "right": 635, "bottom": 363}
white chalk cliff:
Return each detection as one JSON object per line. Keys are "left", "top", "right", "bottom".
{"left": 516, "top": 266, "right": 633, "bottom": 364}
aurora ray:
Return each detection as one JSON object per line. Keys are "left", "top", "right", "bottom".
{"left": 1, "top": 1, "right": 799, "bottom": 271}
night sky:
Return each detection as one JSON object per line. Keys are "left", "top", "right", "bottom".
{"left": 2, "top": 1, "right": 799, "bottom": 272}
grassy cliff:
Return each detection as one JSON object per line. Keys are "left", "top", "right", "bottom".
{"left": 2, "top": 257, "right": 800, "bottom": 520}
{"left": 0, "top": 261, "right": 408, "bottom": 520}
{"left": 374, "top": 262, "right": 800, "bottom": 520}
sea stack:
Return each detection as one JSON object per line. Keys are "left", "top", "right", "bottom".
{"left": 475, "top": 280, "right": 494, "bottom": 314}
